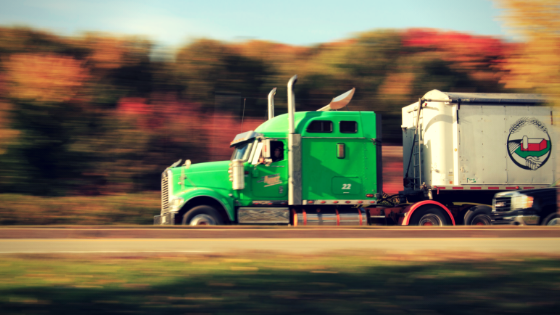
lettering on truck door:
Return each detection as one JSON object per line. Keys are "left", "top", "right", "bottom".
{"left": 250, "top": 140, "right": 288, "bottom": 198}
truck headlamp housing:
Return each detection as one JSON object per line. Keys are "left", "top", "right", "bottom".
{"left": 169, "top": 198, "right": 184, "bottom": 211}
{"left": 511, "top": 195, "right": 533, "bottom": 211}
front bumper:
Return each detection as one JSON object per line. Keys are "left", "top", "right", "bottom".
{"left": 154, "top": 212, "right": 176, "bottom": 225}
{"left": 491, "top": 210, "right": 539, "bottom": 225}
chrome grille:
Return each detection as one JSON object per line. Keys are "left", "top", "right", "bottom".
{"left": 161, "top": 171, "right": 170, "bottom": 213}
{"left": 494, "top": 197, "right": 511, "bottom": 212}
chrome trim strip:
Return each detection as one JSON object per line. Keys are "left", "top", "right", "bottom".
{"left": 303, "top": 200, "right": 376, "bottom": 205}
{"left": 302, "top": 137, "right": 366, "bottom": 139}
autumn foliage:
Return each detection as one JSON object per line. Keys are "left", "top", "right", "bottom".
{"left": 0, "top": 12, "right": 555, "bottom": 196}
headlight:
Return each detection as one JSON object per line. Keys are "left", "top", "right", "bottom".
{"left": 169, "top": 198, "right": 184, "bottom": 210}
{"left": 495, "top": 201, "right": 507, "bottom": 208}
{"left": 511, "top": 195, "right": 533, "bottom": 210}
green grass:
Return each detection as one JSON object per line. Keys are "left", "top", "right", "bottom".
{"left": 0, "top": 193, "right": 159, "bottom": 225}
{"left": 0, "top": 252, "right": 559, "bottom": 314}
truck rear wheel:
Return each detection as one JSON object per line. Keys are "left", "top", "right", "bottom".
{"left": 409, "top": 206, "right": 450, "bottom": 226}
{"left": 464, "top": 206, "right": 492, "bottom": 225}
{"left": 182, "top": 205, "right": 223, "bottom": 226}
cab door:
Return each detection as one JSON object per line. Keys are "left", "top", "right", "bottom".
{"left": 250, "top": 140, "right": 288, "bottom": 199}
{"left": 301, "top": 117, "right": 366, "bottom": 201}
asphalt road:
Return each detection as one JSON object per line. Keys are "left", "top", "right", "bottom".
{"left": 1, "top": 237, "right": 560, "bottom": 254}
{"left": 0, "top": 227, "right": 559, "bottom": 254}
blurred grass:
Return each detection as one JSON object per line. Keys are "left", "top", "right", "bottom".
{"left": 0, "top": 252, "right": 559, "bottom": 314}
{"left": 0, "top": 193, "right": 159, "bottom": 225}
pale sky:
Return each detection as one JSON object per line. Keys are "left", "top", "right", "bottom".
{"left": 1, "top": 0, "right": 508, "bottom": 48}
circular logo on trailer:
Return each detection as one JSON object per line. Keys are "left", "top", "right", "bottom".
{"left": 507, "top": 118, "right": 552, "bottom": 170}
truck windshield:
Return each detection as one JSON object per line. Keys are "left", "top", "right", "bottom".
{"left": 231, "top": 142, "right": 254, "bottom": 161}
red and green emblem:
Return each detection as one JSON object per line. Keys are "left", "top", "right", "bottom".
{"left": 507, "top": 118, "right": 551, "bottom": 170}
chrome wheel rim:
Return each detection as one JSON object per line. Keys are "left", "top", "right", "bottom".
{"left": 418, "top": 214, "right": 443, "bottom": 226}
{"left": 472, "top": 214, "right": 491, "bottom": 225}
{"left": 190, "top": 214, "right": 217, "bottom": 226}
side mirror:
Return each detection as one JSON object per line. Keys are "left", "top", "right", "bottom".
{"left": 251, "top": 142, "right": 264, "bottom": 165}
{"left": 262, "top": 139, "right": 271, "bottom": 159}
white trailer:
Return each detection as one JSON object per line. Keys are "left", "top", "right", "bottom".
{"left": 368, "top": 90, "right": 554, "bottom": 225}
{"left": 402, "top": 90, "right": 553, "bottom": 197}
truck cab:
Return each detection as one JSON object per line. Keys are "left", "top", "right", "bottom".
{"left": 155, "top": 78, "right": 382, "bottom": 226}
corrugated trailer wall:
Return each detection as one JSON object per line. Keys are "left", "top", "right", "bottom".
{"left": 459, "top": 105, "right": 554, "bottom": 185}
{"left": 402, "top": 90, "right": 555, "bottom": 192}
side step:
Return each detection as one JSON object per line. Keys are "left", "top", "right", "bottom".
{"left": 237, "top": 207, "right": 290, "bottom": 224}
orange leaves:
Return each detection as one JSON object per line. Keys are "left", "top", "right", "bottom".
{"left": 86, "top": 37, "right": 127, "bottom": 70}
{"left": 5, "top": 53, "right": 90, "bottom": 103}
{"left": 0, "top": 100, "right": 20, "bottom": 155}
{"left": 81, "top": 34, "right": 151, "bottom": 70}
{"left": 378, "top": 72, "right": 415, "bottom": 97}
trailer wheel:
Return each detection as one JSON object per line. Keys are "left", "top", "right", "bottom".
{"left": 409, "top": 206, "right": 450, "bottom": 226}
{"left": 182, "top": 205, "right": 223, "bottom": 226}
{"left": 542, "top": 213, "right": 559, "bottom": 226}
{"left": 464, "top": 206, "right": 492, "bottom": 226}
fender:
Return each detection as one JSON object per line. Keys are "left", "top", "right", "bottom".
{"left": 401, "top": 200, "right": 456, "bottom": 226}
{"left": 174, "top": 187, "right": 234, "bottom": 221}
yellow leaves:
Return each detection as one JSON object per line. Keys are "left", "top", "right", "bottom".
{"left": 496, "top": 0, "right": 560, "bottom": 39}
{"left": 5, "top": 53, "right": 89, "bottom": 103}
{"left": 501, "top": 39, "right": 560, "bottom": 91}
{"left": 497, "top": 0, "right": 560, "bottom": 100}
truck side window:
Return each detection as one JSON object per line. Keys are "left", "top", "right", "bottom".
{"left": 340, "top": 121, "right": 358, "bottom": 133}
{"left": 307, "top": 120, "right": 333, "bottom": 133}
{"left": 271, "top": 141, "right": 284, "bottom": 162}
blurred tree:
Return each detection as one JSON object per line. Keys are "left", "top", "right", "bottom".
{"left": 175, "top": 39, "right": 273, "bottom": 117}
{"left": 1, "top": 53, "right": 104, "bottom": 195}
{"left": 0, "top": 31, "right": 164, "bottom": 195}
{"left": 496, "top": 0, "right": 560, "bottom": 99}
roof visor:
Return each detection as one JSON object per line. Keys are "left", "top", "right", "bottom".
{"left": 230, "top": 131, "right": 263, "bottom": 147}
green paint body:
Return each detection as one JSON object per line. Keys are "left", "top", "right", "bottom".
{"left": 166, "top": 111, "right": 380, "bottom": 222}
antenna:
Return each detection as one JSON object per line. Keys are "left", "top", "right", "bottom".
{"left": 241, "top": 98, "right": 246, "bottom": 131}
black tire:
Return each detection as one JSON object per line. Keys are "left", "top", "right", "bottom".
{"left": 182, "top": 205, "right": 223, "bottom": 226}
{"left": 541, "top": 213, "right": 559, "bottom": 226}
{"left": 464, "top": 206, "right": 492, "bottom": 226}
{"left": 409, "top": 206, "right": 451, "bottom": 226}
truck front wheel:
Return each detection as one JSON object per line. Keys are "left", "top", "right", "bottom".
{"left": 182, "top": 205, "right": 223, "bottom": 226}
{"left": 409, "top": 206, "right": 450, "bottom": 226}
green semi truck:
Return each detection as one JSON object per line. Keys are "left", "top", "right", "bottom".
{"left": 155, "top": 75, "right": 554, "bottom": 226}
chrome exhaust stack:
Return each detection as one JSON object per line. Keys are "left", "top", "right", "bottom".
{"left": 267, "top": 87, "right": 276, "bottom": 120}
{"left": 287, "top": 75, "right": 297, "bottom": 133}
{"left": 287, "top": 75, "right": 301, "bottom": 205}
